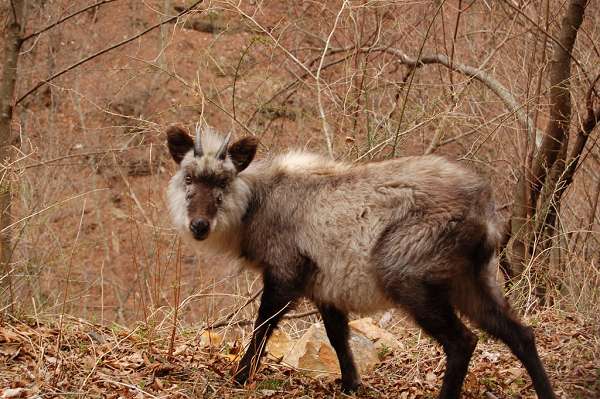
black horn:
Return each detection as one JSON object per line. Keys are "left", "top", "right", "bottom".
{"left": 194, "top": 125, "right": 204, "bottom": 158}
{"left": 216, "top": 133, "right": 231, "bottom": 160}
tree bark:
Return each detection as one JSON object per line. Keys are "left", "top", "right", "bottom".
{"left": 530, "top": 0, "right": 588, "bottom": 204}
{"left": 541, "top": 75, "right": 600, "bottom": 233}
{"left": 0, "top": 0, "right": 24, "bottom": 265}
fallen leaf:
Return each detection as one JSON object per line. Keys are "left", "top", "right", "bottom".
{"left": 172, "top": 344, "right": 188, "bottom": 356}
{"left": 1, "top": 388, "right": 24, "bottom": 398}
{"left": 426, "top": 371, "right": 437, "bottom": 383}
{"left": 480, "top": 350, "right": 500, "bottom": 362}
{"left": 0, "top": 329, "right": 20, "bottom": 343}
{"left": 142, "top": 351, "right": 152, "bottom": 366}
{"left": 505, "top": 367, "right": 524, "bottom": 378}
{"left": 199, "top": 331, "right": 223, "bottom": 346}
{"left": 0, "top": 344, "right": 21, "bottom": 360}
{"left": 150, "top": 377, "right": 164, "bottom": 391}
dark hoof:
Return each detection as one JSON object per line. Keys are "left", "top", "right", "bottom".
{"left": 340, "top": 379, "right": 360, "bottom": 395}
{"left": 230, "top": 365, "right": 249, "bottom": 386}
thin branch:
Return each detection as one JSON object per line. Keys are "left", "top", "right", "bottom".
{"left": 209, "top": 289, "right": 263, "bottom": 329}
{"left": 246, "top": 46, "right": 355, "bottom": 125}
{"left": 55, "top": 198, "right": 87, "bottom": 369}
{"left": 316, "top": 0, "right": 349, "bottom": 157}
{"left": 448, "top": 0, "right": 464, "bottom": 88}
{"left": 8, "top": 0, "right": 19, "bottom": 22}
{"left": 227, "top": 4, "right": 317, "bottom": 80}
{"left": 478, "top": 11, "right": 517, "bottom": 71}
{"left": 424, "top": 112, "right": 451, "bottom": 155}
{"left": 212, "top": 308, "right": 320, "bottom": 328}
{"left": 22, "top": 0, "right": 117, "bottom": 42}
{"left": 16, "top": 0, "right": 205, "bottom": 105}
{"left": 23, "top": 149, "right": 116, "bottom": 169}
{"left": 283, "top": 309, "right": 320, "bottom": 320}
{"left": 484, "top": 392, "right": 500, "bottom": 399}
{"left": 1, "top": 189, "right": 106, "bottom": 234}
{"left": 439, "top": 112, "right": 510, "bottom": 146}
{"left": 375, "top": 46, "right": 543, "bottom": 141}
{"left": 390, "top": 1, "right": 443, "bottom": 157}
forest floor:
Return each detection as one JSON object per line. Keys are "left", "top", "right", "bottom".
{"left": 0, "top": 307, "right": 598, "bottom": 398}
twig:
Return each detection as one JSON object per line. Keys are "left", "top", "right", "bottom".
{"left": 168, "top": 239, "right": 183, "bottom": 358}
{"left": 72, "top": 69, "right": 125, "bottom": 324}
{"left": 22, "top": 0, "right": 117, "bottom": 42}
{"left": 447, "top": 0, "right": 464, "bottom": 89}
{"left": 315, "top": 0, "right": 349, "bottom": 157}
{"left": 228, "top": 4, "right": 317, "bottom": 80}
{"left": 283, "top": 309, "right": 319, "bottom": 320}
{"left": 96, "top": 380, "right": 160, "bottom": 399}
{"left": 1, "top": 189, "right": 106, "bottom": 234}
{"left": 115, "top": 159, "right": 153, "bottom": 228}
{"left": 439, "top": 112, "right": 510, "bottom": 146}
{"left": 424, "top": 112, "right": 452, "bottom": 155}
{"left": 484, "top": 392, "right": 499, "bottom": 399}
{"left": 55, "top": 198, "right": 87, "bottom": 382}
{"left": 209, "top": 289, "right": 263, "bottom": 329}
{"left": 212, "top": 308, "right": 320, "bottom": 329}
{"left": 376, "top": 46, "right": 544, "bottom": 142}
{"left": 37, "top": 393, "right": 103, "bottom": 398}
{"left": 246, "top": 46, "right": 355, "bottom": 127}
{"left": 22, "top": 147, "right": 155, "bottom": 170}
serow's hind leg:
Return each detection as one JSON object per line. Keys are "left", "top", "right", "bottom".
{"left": 463, "top": 283, "right": 557, "bottom": 399}
{"left": 318, "top": 303, "right": 361, "bottom": 393}
{"left": 392, "top": 280, "right": 478, "bottom": 399}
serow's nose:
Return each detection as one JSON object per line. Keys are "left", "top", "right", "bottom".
{"left": 190, "top": 218, "right": 210, "bottom": 240}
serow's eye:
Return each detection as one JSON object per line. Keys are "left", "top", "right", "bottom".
{"left": 185, "top": 174, "right": 192, "bottom": 185}
{"left": 219, "top": 179, "right": 227, "bottom": 189}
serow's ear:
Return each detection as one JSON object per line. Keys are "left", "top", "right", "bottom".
{"left": 228, "top": 136, "right": 258, "bottom": 172}
{"left": 166, "top": 125, "right": 194, "bottom": 164}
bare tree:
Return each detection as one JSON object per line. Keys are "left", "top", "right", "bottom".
{"left": 509, "top": 0, "right": 598, "bottom": 283}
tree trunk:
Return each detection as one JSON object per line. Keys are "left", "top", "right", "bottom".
{"left": 510, "top": 170, "right": 530, "bottom": 275}
{"left": 530, "top": 0, "right": 587, "bottom": 201}
{"left": 0, "top": 0, "right": 24, "bottom": 267}
{"left": 508, "top": 0, "right": 588, "bottom": 276}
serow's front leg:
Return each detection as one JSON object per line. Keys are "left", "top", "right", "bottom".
{"left": 318, "top": 303, "right": 361, "bottom": 393}
{"left": 232, "top": 271, "right": 299, "bottom": 385}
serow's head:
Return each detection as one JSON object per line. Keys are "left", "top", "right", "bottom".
{"left": 166, "top": 125, "right": 258, "bottom": 241}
